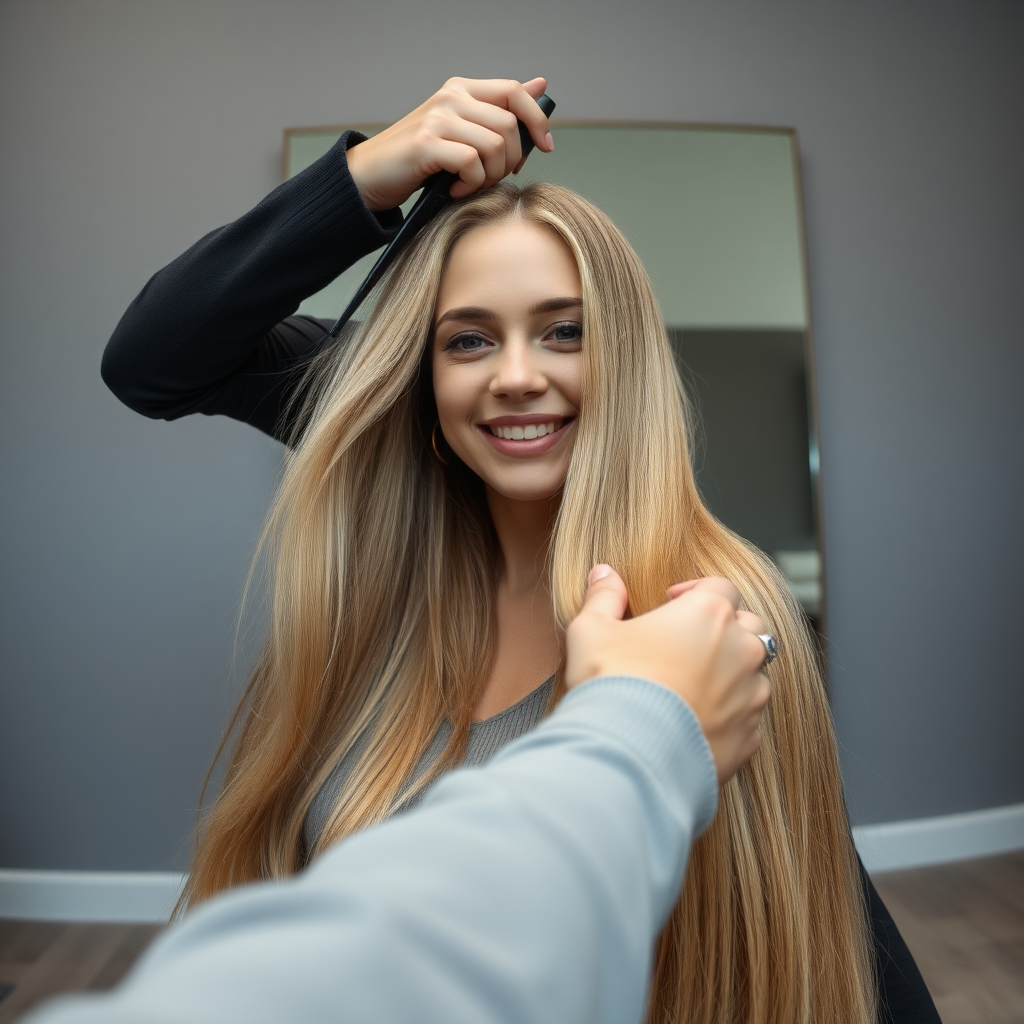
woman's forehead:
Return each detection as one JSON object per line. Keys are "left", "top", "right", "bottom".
{"left": 436, "top": 220, "right": 580, "bottom": 315}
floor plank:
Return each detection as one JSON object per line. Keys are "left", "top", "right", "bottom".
{"left": 0, "top": 850, "right": 1021, "bottom": 1022}
{"left": 0, "top": 924, "right": 66, "bottom": 968}
{"left": 87, "top": 925, "right": 162, "bottom": 992}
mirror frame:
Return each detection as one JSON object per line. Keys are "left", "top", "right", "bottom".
{"left": 282, "top": 120, "right": 826, "bottom": 639}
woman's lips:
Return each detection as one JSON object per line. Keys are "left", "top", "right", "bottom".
{"left": 477, "top": 417, "right": 575, "bottom": 457}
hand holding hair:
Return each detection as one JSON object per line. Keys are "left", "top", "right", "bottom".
{"left": 565, "top": 566, "right": 771, "bottom": 784}
{"left": 345, "top": 76, "right": 554, "bottom": 212}
{"left": 667, "top": 577, "right": 771, "bottom": 644}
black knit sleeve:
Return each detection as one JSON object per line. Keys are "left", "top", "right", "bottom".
{"left": 861, "top": 859, "right": 942, "bottom": 1023}
{"left": 102, "top": 131, "right": 402, "bottom": 442}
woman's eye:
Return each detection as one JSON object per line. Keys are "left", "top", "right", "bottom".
{"left": 445, "top": 332, "right": 490, "bottom": 353}
{"left": 548, "top": 321, "right": 583, "bottom": 345}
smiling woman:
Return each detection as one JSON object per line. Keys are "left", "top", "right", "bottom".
{"left": 171, "top": 180, "right": 874, "bottom": 1023}
{"left": 101, "top": 78, "right": 938, "bottom": 1024}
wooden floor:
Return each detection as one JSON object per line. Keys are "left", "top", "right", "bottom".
{"left": 872, "top": 849, "right": 1024, "bottom": 1023}
{"left": 0, "top": 921, "right": 162, "bottom": 1023}
{"left": 0, "top": 851, "right": 1021, "bottom": 1022}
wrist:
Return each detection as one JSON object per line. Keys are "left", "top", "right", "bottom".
{"left": 344, "top": 140, "right": 387, "bottom": 213}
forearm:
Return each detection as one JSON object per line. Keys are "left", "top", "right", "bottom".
{"left": 101, "top": 132, "right": 402, "bottom": 434}
{"left": 25, "top": 677, "right": 717, "bottom": 1024}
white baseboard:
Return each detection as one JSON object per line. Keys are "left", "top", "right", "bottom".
{"left": 853, "top": 802, "right": 1024, "bottom": 874}
{"left": 0, "top": 870, "right": 185, "bottom": 922}
{"left": 2, "top": 804, "right": 1022, "bottom": 921}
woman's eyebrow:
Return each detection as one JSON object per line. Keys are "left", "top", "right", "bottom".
{"left": 435, "top": 305, "right": 495, "bottom": 328}
{"left": 529, "top": 297, "right": 583, "bottom": 316}
{"left": 435, "top": 297, "right": 583, "bottom": 329}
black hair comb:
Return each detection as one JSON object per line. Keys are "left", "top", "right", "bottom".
{"left": 325, "top": 92, "right": 556, "bottom": 340}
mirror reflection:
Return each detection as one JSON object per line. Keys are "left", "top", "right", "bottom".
{"left": 285, "top": 123, "right": 822, "bottom": 624}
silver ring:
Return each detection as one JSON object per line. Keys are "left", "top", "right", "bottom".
{"left": 756, "top": 634, "right": 778, "bottom": 666}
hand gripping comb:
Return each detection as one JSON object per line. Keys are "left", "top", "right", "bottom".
{"left": 324, "top": 92, "right": 556, "bottom": 340}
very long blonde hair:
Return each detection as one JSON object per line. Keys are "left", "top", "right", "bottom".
{"left": 184, "top": 182, "right": 875, "bottom": 1023}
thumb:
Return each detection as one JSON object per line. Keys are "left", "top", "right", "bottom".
{"left": 580, "top": 564, "right": 629, "bottom": 623}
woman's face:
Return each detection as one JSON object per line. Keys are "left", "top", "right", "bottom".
{"left": 432, "top": 219, "right": 582, "bottom": 503}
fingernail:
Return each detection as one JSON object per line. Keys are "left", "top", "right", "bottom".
{"left": 544, "top": 132, "right": 554, "bottom": 151}
{"left": 588, "top": 564, "right": 611, "bottom": 584}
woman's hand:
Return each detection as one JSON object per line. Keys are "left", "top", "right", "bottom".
{"left": 345, "top": 77, "right": 554, "bottom": 211}
{"left": 565, "top": 567, "right": 771, "bottom": 785}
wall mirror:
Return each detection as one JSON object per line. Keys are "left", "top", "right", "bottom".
{"left": 284, "top": 123, "right": 823, "bottom": 628}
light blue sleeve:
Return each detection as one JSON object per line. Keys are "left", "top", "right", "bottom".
{"left": 24, "top": 677, "right": 717, "bottom": 1024}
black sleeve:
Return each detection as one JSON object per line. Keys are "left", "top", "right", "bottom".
{"left": 102, "top": 131, "right": 403, "bottom": 442}
{"left": 860, "top": 858, "right": 942, "bottom": 1023}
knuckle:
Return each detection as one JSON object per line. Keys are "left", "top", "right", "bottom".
{"left": 708, "top": 593, "right": 734, "bottom": 622}
{"left": 740, "top": 609, "right": 765, "bottom": 632}
{"left": 691, "top": 591, "right": 728, "bottom": 626}
{"left": 420, "top": 113, "right": 445, "bottom": 139}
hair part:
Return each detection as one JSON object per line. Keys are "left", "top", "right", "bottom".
{"left": 182, "top": 182, "right": 875, "bottom": 1023}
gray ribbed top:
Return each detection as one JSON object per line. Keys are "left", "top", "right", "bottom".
{"left": 303, "top": 676, "right": 555, "bottom": 852}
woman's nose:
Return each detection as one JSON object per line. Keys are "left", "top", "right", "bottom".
{"left": 488, "top": 339, "right": 548, "bottom": 400}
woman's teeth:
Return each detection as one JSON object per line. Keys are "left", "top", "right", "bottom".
{"left": 489, "top": 421, "right": 560, "bottom": 440}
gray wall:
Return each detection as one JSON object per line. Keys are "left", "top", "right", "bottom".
{"left": 1, "top": 0, "right": 1021, "bottom": 871}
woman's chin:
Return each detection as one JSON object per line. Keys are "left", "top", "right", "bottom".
{"left": 471, "top": 464, "right": 570, "bottom": 505}
{"left": 450, "top": 438, "right": 573, "bottom": 505}
{"left": 486, "top": 480, "right": 565, "bottom": 504}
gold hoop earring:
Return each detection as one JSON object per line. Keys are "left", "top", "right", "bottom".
{"left": 431, "top": 420, "right": 449, "bottom": 465}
